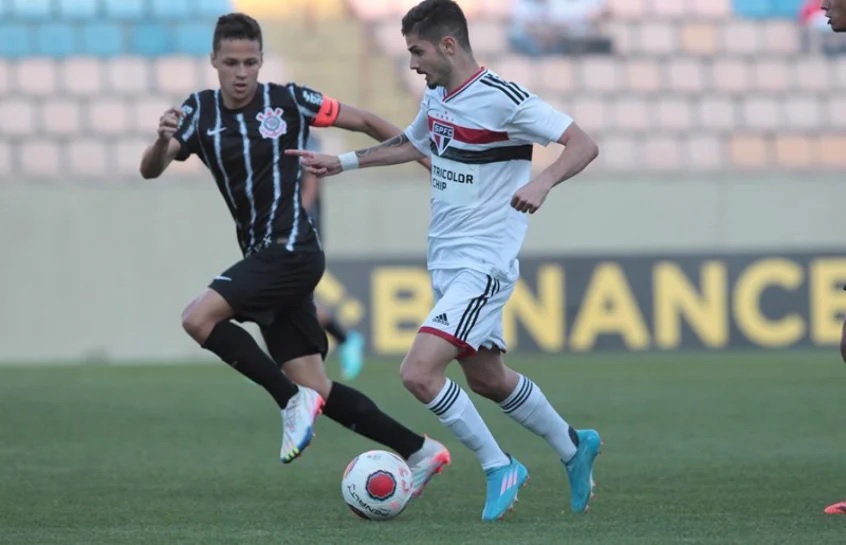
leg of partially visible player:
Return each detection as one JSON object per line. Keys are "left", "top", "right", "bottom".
{"left": 460, "top": 346, "right": 602, "bottom": 514}
{"left": 262, "top": 298, "right": 450, "bottom": 496}
{"left": 181, "top": 287, "right": 321, "bottom": 464}
{"left": 316, "top": 300, "right": 366, "bottom": 381}
{"left": 823, "top": 315, "right": 846, "bottom": 515}
{"left": 840, "top": 315, "right": 846, "bottom": 365}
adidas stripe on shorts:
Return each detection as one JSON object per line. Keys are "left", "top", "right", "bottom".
{"left": 419, "top": 268, "right": 514, "bottom": 359}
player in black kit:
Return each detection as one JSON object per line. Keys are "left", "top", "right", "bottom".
{"left": 138, "top": 13, "right": 449, "bottom": 494}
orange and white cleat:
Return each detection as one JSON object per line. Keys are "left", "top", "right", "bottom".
{"left": 406, "top": 436, "right": 451, "bottom": 498}
{"left": 824, "top": 500, "right": 846, "bottom": 515}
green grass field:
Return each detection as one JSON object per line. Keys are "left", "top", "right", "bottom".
{"left": 1, "top": 352, "right": 844, "bottom": 544}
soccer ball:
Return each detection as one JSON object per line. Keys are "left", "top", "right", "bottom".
{"left": 341, "top": 450, "right": 414, "bottom": 521}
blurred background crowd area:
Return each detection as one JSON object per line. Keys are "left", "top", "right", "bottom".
{"left": 1, "top": 0, "right": 845, "bottom": 182}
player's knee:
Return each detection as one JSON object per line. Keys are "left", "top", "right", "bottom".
{"left": 840, "top": 319, "right": 846, "bottom": 364}
{"left": 181, "top": 303, "right": 216, "bottom": 344}
{"left": 400, "top": 356, "right": 440, "bottom": 403}
{"left": 465, "top": 372, "right": 501, "bottom": 400}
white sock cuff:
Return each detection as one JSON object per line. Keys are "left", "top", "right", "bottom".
{"left": 426, "top": 379, "right": 466, "bottom": 421}
{"left": 500, "top": 374, "right": 535, "bottom": 414}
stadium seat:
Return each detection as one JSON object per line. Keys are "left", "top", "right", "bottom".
{"left": 58, "top": 0, "right": 99, "bottom": 20}
{"left": 89, "top": 98, "right": 131, "bottom": 135}
{"left": 150, "top": 0, "right": 192, "bottom": 20}
{"left": 0, "top": 60, "right": 7, "bottom": 95}
{"left": 16, "top": 58, "right": 57, "bottom": 96}
{"left": 607, "top": 0, "right": 647, "bottom": 19}
{"left": 194, "top": 0, "right": 232, "bottom": 18}
{"left": 0, "top": 143, "right": 10, "bottom": 178}
{"left": 42, "top": 98, "right": 81, "bottom": 136}
{"left": 130, "top": 23, "right": 172, "bottom": 56}
{"left": 61, "top": 57, "right": 103, "bottom": 95}
{"left": 650, "top": 0, "right": 689, "bottom": 18}
{"left": 81, "top": 23, "right": 124, "bottom": 57}
{"left": 10, "top": 0, "right": 52, "bottom": 20}
{"left": 692, "top": 0, "right": 731, "bottom": 18}
{"left": 174, "top": 23, "right": 214, "bottom": 55}
{"left": 20, "top": 141, "right": 62, "bottom": 178}
{"left": 732, "top": 0, "right": 789, "bottom": 19}
{"left": 680, "top": 23, "right": 719, "bottom": 55}
{"left": 67, "top": 140, "right": 109, "bottom": 177}
{"left": 35, "top": 23, "right": 78, "bottom": 58}
{"left": 103, "top": 0, "right": 145, "bottom": 20}
{"left": 106, "top": 57, "right": 151, "bottom": 94}
{"left": 773, "top": 0, "right": 804, "bottom": 18}
{"left": 154, "top": 57, "right": 199, "bottom": 95}
{"left": 0, "top": 23, "right": 32, "bottom": 58}
{"left": 0, "top": 97, "right": 36, "bottom": 136}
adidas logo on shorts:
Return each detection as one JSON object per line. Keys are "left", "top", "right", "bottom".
{"left": 433, "top": 313, "right": 450, "bottom": 326}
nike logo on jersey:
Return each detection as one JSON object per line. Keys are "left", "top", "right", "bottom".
{"left": 214, "top": 275, "right": 232, "bottom": 282}
{"left": 207, "top": 127, "right": 226, "bottom": 136}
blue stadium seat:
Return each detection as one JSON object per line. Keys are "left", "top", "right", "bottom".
{"left": 103, "top": 0, "right": 145, "bottom": 20}
{"left": 0, "top": 23, "right": 32, "bottom": 58}
{"left": 150, "top": 0, "right": 191, "bottom": 20}
{"left": 773, "top": 0, "right": 803, "bottom": 18}
{"left": 58, "top": 0, "right": 99, "bottom": 20}
{"left": 130, "top": 23, "right": 172, "bottom": 56}
{"left": 193, "top": 0, "right": 232, "bottom": 18}
{"left": 11, "top": 0, "right": 53, "bottom": 20}
{"left": 174, "top": 22, "right": 214, "bottom": 55}
{"left": 81, "top": 22, "right": 124, "bottom": 57}
{"left": 732, "top": 0, "right": 802, "bottom": 18}
{"left": 35, "top": 23, "right": 78, "bottom": 58}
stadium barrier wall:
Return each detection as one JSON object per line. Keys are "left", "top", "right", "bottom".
{"left": 0, "top": 173, "right": 844, "bottom": 363}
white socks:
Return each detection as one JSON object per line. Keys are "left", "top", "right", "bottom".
{"left": 426, "top": 378, "right": 510, "bottom": 471}
{"left": 500, "top": 374, "right": 578, "bottom": 462}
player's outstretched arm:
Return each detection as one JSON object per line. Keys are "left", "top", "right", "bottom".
{"left": 139, "top": 107, "right": 185, "bottom": 179}
{"left": 511, "top": 122, "right": 599, "bottom": 214}
{"left": 331, "top": 103, "right": 431, "bottom": 172}
{"left": 286, "top": 133, "right": 425, "bottom": 177}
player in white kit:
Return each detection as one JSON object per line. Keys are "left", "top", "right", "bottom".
{"left": 288, "top": 0, "right": 602, "bottom": 521}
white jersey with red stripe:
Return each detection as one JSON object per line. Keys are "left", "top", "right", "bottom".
{"left": 404, "top": 67, "right": 573, "bottom": 280}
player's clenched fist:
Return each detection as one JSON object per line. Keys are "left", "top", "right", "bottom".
{"left": 511, "top": 179, "right": 552, "bottom": 214}
{"left": 157, "top": 107, "right": 185, "bottom": 141}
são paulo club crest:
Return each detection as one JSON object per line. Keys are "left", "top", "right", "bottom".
{"left": 256, "top": 107, "right": 287, "bottom": 139}
{"left": 431, "top": 120, "right": 454, "bottom": 155}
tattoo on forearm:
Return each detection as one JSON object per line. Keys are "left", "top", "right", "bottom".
{"left": 354, "top": 134, "right": 409, "bottom": 158}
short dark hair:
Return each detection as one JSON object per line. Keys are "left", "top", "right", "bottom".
{"left": 401, "top": 0, "right": 471, "bottom": 50}
{"left": 213, "top": 13, "right": 263, "bottom": 52}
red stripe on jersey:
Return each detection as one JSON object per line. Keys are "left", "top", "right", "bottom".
{"left": 427, "top": 116, "right": 509, "bottom": 144}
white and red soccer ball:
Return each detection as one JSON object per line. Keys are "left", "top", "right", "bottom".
{"left": 341, "top": 450, "right": 413, "bottom": 521}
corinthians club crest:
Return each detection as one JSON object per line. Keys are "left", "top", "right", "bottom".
{"left": 256, "top": 107, "right": 287, "bottom": 139}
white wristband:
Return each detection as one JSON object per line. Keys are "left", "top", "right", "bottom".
{"left": 338, "top": 152, "right": 359, "bottom": 171}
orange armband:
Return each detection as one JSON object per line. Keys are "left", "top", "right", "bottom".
{"left": 312, "top": 96, "right": 340, "bottom": 127}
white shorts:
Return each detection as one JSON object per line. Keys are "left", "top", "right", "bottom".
{"left": 419, "top": 269, "right": 514, "bottom": 359}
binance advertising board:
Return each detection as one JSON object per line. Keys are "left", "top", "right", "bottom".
{"left": 316, "top": 252, "right": 846, "bottom": 356}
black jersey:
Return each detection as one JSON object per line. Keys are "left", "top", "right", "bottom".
{"left": 173, "top": 82, "right": 336, "bottom": 255}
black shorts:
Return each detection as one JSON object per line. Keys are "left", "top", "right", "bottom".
{"left": 209, "top": 246, "right": 328, "bottom": 364}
